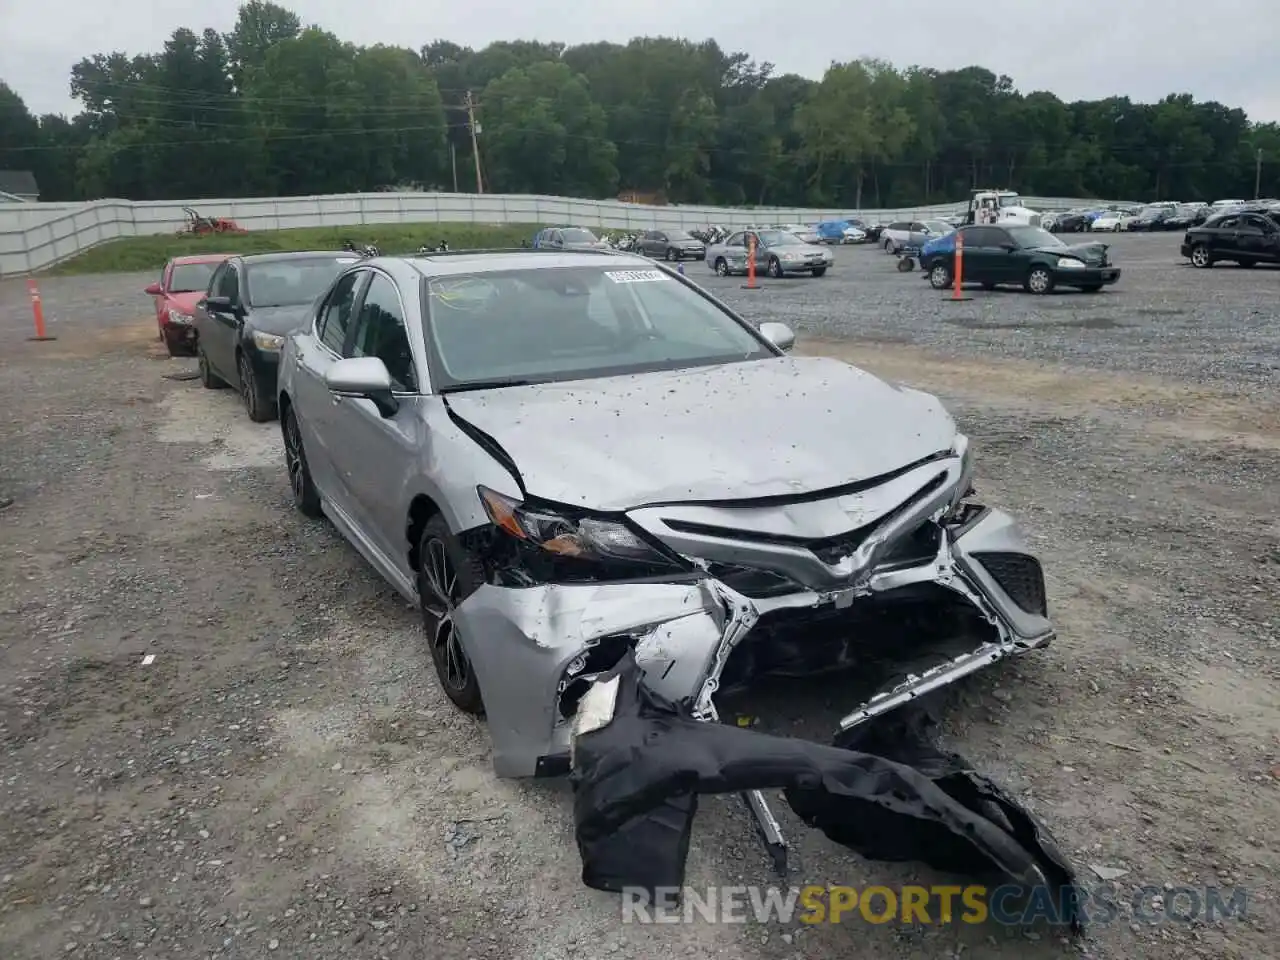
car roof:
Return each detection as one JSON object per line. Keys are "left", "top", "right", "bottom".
{"left": 235, "top": 250, "right": 355, "bottom": 266}
{"left": 170, "top": 253, "right": 233, "bottom": 265}
{"left": 407, "top": 249, "right": 646, "bottom": 277}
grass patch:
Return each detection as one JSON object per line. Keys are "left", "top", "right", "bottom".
{"left": 46, "top": 222, "right": 545, "bottom": 275}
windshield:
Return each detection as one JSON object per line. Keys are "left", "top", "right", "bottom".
{"left": 169, "top": 262, "right": 219, "bottom": 293}
{"left": 923, "top": 220, "right": 952, "bottom": 234}
{"left": 758, "top": 230, "right": 804, "bottom": 246}
{"left": 562, "top": 228, "right": 598, "bottom": 244}
{"left": 424, "top": 266, "right": 775, "bottom": 390}
{"left": 1139, "top": 206, "right": 1169, "bottom": 217}
{"left": 669, "top": 230, "right": 695, "bottom": 241}
{"left": 1006, "top": 226, "right": 1064, "bottom": 248}
{"left": 246, "top": 257, "right": 351, "bottom": 308}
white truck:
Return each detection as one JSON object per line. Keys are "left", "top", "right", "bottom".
{"left": 964, "top": 190, "right": 1043, "bottom": 228}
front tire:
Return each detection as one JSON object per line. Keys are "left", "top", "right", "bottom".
{"left": 198, "top": 345, "right": 226, "bottom": 389}
{"left": 1025, "top": 266, "right": 1055, "bottom": 294}
{"left": 282, "top": 406, "right": 322, "bottom": 518}
{"left": 1189, "top": 245, "right": 1213, "bottom": 268}
{"left": 418, "top": 515, "right": 485, "bottom": 714}
{"left": 714, "top": 257, "right": 729, "bottom": 276}
{"left": 665, "top": 247, "right": 677, "bottom": 261}
{"left": 768, "top": 256, "right": 783, "bottom": 278}
{"left": 238, "top": 352, "right": 273, "bottom": 423}
{"left": 928, "top": 262, "right": 952, "bottom": 290}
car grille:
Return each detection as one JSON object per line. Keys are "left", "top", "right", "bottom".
{"left": 717, "top": 584, "right": 998, "bottom": 694}
{"left": 972, "top": 552, "right": 1048, "bottom": 615}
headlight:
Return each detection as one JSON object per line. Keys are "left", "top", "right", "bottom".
{"left": 782, "top": 252, "right": 800, "bottom": 261}
{"left": 1055, "top": 258, "right": 1086, "bottom": 269}
{"left": 167, "top": 309, "right": 193, "bottom": 325}
{"left": 251, "top": 331, "right": 286, "bottom": 351}
{"left": 478, "top": 486, "right": 684, "bottom": 570}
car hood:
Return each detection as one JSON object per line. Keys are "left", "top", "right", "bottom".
{"left": 245, "top": 304, "right": 317, "bottom": 336}
{"left": 1031, "top": 241, "right": 1109, "bottom": 265}
{"left": 444, "top": 355, "right": 957, "bottom": 510}
{"left": 165, "top": 291, "right": 205, "bottom": 312}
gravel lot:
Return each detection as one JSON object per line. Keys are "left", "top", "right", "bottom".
{"left": 1, "top": 232, "right": 1277, "bottom": 960}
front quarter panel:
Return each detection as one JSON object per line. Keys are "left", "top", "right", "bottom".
{"left": 419, "top": 398, "right": 525, "bottom": 533}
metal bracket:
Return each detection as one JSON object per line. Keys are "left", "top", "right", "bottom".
{"left": 703, "top": 699, "right": 788, "bottom": 876}
{"left": 691, "top": 585, "right": 789, "bottom": 876}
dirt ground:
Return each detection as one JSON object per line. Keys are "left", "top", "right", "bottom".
{"left": 1, "top": 235, "right": 1277, "bottom": 960}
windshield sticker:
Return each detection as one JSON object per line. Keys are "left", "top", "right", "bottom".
{"left": 604, "top": 269, "right": 664, "bottom": 284}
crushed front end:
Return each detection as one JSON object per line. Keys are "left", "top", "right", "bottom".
{"left": 453, "top": 434, "right": 1054, "bottom": 783}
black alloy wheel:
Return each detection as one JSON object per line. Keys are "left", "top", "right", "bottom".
{"left": 419, "top": 516, "right": 484, "bottom": 714}
{"left": 282, "top": 408, "right": 322, "bottom": 517}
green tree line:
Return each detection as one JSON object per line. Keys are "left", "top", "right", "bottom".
{"left": 1, "top": 0, "right": 1277, "bottom": 207}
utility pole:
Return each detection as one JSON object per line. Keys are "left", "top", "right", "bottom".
{"left": 464, "top": 91, "right": 483, "bottom": 194}
{"left": 450, "top": 141, "right": 458, "bottom": 193}
{"left": 1256, "top": 148, "right": 1263, "bottom": 200}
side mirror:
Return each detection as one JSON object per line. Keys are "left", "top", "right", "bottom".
{"left": 759, "top": 321, "right": 796, "bottom": 353}
{"left": 145, "top": 282, "right": 163, "bottom": 296}
{"left": 324, "top": 357, "right": 398, "bottom": 418}
{"left": 205, "top": 295, "right": 234, "bottom": 313}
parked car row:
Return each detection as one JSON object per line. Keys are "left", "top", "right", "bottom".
{"left": 146, "top": 251, "right": 363, "bottom": 419}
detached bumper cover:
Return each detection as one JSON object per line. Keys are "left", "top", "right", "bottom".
{"left": 454, "top": 502, "right": 1053, "bottom": 778}
{"left": 571, "top": 652, "right": 1081, "bottom": 930}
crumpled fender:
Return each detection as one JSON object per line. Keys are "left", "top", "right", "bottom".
{"left": 571, "top": 652, "right": 1080, "bottom": 931}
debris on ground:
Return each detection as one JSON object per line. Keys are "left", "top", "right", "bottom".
{"left": 572, "top": 653, "right": 1082, "bottom": 931}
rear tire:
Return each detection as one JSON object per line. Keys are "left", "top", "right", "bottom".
{"left": 418, "top": 515, "right": 485, "bottom": 715}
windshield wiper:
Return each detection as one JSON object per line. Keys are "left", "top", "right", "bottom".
{"left": 439, "top": 378, "right": 536, "bottom": 394}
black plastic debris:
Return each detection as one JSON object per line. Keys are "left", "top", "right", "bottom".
{"left": 571, "top": 651, "right": 1081, "bottom": 931}
{"left": 162, "top": 371, "right": 201, "bottom": 382}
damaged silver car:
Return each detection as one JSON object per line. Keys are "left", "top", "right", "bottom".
{"left": 277, "top": 250, "right": 1054, "bottom": 790}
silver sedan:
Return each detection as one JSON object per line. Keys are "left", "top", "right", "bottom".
{"left": 705, "top": 228, "right": 833, "bottom": 277}
{"left": 276, "top": 250, "right": 1053, "bottom": 783}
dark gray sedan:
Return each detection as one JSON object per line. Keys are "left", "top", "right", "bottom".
{"left": 635, "top": 229, "right": 706, "bottom": 261}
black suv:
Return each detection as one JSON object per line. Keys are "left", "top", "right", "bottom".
{"left": 1181, "top": 212, "right": 1280, "bottom": 268}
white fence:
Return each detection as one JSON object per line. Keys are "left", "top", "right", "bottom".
{"left": 0, "top": 192, "right": 1117, "bottom": 274}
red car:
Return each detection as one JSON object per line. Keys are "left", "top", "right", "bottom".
{"left": 146, "top": 254, "right": 233, "bottom": 356}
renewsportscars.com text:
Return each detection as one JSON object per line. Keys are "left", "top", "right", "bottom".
{"left": 621, "top": 884, "right": 1248, "bottom": 927}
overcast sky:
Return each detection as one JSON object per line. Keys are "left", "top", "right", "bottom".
{"left": 2, "top": 0, "right": 1277, "bottom": 123}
